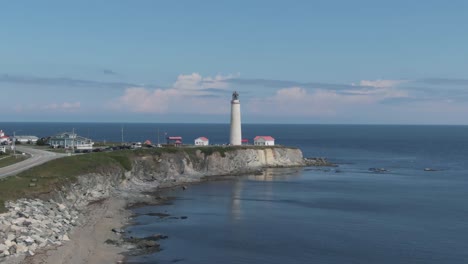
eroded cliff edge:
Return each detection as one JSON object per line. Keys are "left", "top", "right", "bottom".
{"left": 129, "top": 146, "right": 305, "bottom": 187}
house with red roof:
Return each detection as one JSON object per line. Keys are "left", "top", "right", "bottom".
{"left": 254, "top": 136, "right": 275, "bottom": 146}
{"left": 167, "top": 136, "right": 183, "bottom": 146}
{"left": 194, "top": 137, "right": 209, "bottom": 146}
{"left": 0, "top": 130, "right": 10, "bottom": 144}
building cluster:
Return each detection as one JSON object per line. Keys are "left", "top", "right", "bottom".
{"left": 0, "top": 130, "right": 95, "bottom": 150}
{"left": 1, "top": 130, "right": 40, "bottom": 145}
{"left": 164, "top": 135, "right": 275, "bottom": 146}
{"left": 48, "top": 132, "right": 94, "bottom": 150}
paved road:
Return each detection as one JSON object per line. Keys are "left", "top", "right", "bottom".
{"left": 0, "top": 146, "right": 66, "bottom": 179}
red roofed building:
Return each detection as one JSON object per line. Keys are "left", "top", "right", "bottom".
{"left": 195, "top": 137, "right": 209, "bottom": 146}
{"left": 0, "top": 130, "right": 10, "bottom": 144}
{"left": 254, "top": 136, "right": 275, "bottom": 146}
{"left": 167, "top": 136, "right": 183, "bottom": 146}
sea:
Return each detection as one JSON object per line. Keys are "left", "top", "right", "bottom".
{"left": 1, "top": 123, "right": 468, "bottom": 264}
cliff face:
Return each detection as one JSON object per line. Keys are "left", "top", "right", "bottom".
{"left": 50, "top": 147, "right": 305, "bottom": 205}
{"left": 129, "top": 147, "right": 305, "bottom": 186}
{"left": 40, "top": 147, "right": 305, "bottom": 206}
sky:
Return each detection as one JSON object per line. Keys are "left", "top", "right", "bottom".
{"left": 1, "top": 0, "right": 468, "bottom": 124}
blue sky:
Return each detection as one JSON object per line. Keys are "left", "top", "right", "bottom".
{"left": 1, "top": 0, "right": 468, "bottom": 124}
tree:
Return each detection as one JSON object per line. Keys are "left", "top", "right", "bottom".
{"left": 36, "top": 138, "right": 47, "bottom": 146}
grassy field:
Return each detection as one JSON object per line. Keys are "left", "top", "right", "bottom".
{"left": 0, "top": 154, "right": 29, "bottom": 168}
{"left": 0, "top": 151, "right": 133, "bottom": 213}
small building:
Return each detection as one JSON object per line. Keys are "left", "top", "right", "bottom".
{"left": 131, "top": 142, "right": 142, "bottom": 149}
{"left": 241, "top": 139, "right": 249, "bottom": 145}
{"left": 194, "top": 137, "right": 209, "bottom": 146}
{"left": 48, "top": 132, "right": 94, "bottom": 150}
{"left": 144, "top": 140, "right": 152, "bottom": 146}
{"left": 166, "top": 136, "right": 182, "bottom": 146}
{"left": 15, "top": 135, "right": 39, "bottom": 144}
{"left": 0, "top": 130, "right": 9, "bottom": 144}
{"left": 254, "top": 136, "right": 275, "bottom": 146}
{"left": 0, "top": 146, "right": 6, "bottom": 153}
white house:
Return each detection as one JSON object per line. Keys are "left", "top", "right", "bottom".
{"left": 48, "top": 132, "right": 94, "bottom": 150}
{"left": 0, "top": 130, "right": 9, "bottom": 144}
{"left": 15, "top": 135, "right": 39, "bottom": 144}
{"left": 254, "top": 136, "right": 275, "bottom": 146}
{"left": 194, "top": 137, "right": 209, "bottom": 146}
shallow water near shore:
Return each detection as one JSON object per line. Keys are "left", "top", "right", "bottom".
{"left": 122, "top": 125, "right": 468, "bottom": 264}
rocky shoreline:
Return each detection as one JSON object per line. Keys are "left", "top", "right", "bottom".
{"left": 0, "top": 146, "right": 335, "bottom": 263}
{"left": 304, "top": 157, "right": 336, "bottom": 167}
{"left": 0, "top": 199, "right": 79, "bottom": 259}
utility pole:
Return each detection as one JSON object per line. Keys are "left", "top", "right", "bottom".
{"left": 12, "top": 131, "right": 16, "bottom": 158}
{"left": 157, "top": 128, "right": 160, "bottom": 146}
{"left": 121, "top": 126, "right": 124, "bottom": 145}
{"left": 72, "top": 128, "right": 75, "bottom": 153}
{"left": 11, "top": 130, "right": 21, "bottom": 158}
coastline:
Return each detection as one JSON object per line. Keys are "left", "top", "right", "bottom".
{"left": 4, "top": 182, "right": 189, "bottom": 264}
{"left": 0, "top": 147, "right": 332, "bottom": 263}
{"left": 4, "top": 193, "right": 131, "bottom": 264}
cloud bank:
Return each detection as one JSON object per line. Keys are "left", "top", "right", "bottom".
{"left": 112, "top": 73, "right": 235, "bottom": 114}
{"left": 108, "top": 73, "right": 468, "bottom": 124}
{"left": 3, "top": 71, "right": 468, "bottom": 124}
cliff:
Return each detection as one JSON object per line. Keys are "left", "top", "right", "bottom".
{"left": 129, "top": 146, "right": 305, "bottom": 187}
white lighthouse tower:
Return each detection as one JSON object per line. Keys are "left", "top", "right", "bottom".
{"left": 230, "top": 91, "right": 242, "bottom": 145}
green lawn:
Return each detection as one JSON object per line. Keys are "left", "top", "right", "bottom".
{"left": 0, "top": 151, "right": 133, "bottom": 213}
{"left": 0, "top": 154, "right": 29, "bottom": 168}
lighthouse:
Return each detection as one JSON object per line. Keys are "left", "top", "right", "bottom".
{"left": 230, "top": 91, "right": 242, "bottom": 145}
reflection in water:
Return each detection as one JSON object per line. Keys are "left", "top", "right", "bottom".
{"left": 247, "top": 167, "right": 304, "bottom": 181}
{"left": 230, "top": 180, "right": 243, "bottom": 221}
{"left": 229, "top": 168, "right": 305, "bottom": 221}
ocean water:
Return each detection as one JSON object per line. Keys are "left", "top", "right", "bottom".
{"left": 123, "top": 124, "right": 468, "bottom": 264}
{"left": 2, "top": 123, "right": 468, "bottom": 263}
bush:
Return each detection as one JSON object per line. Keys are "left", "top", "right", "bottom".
{"left": 36, "top": 138, "right": 47, "bottom": 146}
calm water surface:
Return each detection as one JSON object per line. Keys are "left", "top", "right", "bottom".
{"left": 124, "top": 125, "right": 468, "bottom": 264}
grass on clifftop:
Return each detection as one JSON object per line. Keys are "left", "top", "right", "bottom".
{"left": 0, "top": 151, "right": 132, "bottom": 213}
{"left": 133, "top": 145, "right": 294, "bottom": 158}
{"left": 132, "top": 146, "right": 234, "bottom": 158}
{"left": 0, "top": 155, "right": 29, "bottom": 168}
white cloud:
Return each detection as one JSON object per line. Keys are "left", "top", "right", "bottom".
{"left": 358, "top": 79, "right": 408, "bottom": 88}
{"left": 347, "top": 79, "right": 410, "bottom": 100}
{"left": 245, "top": 81, "right": 414, "bottom": 117}
{"left": 111, "top": 73, "right": 235, "bottom": 114}
{"left": 173, "top": 73, "right": 237, "bottom": 91}
{"left": 117, "top": 87, "right": 177, "bottom": 113}
{"left": 247, "top": 87, "right": 375, "bottom": 116}
{"left": 42, "top": 102, "right": 81, "bottom": 111}
{"left": 111, "top": 75, "right": 415, "bottom": 119}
